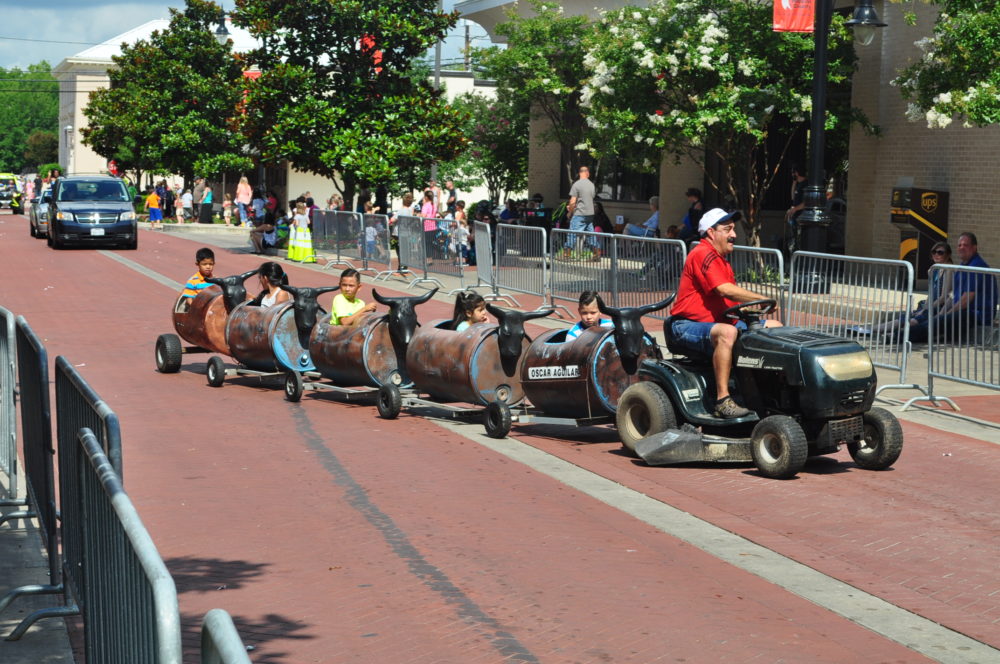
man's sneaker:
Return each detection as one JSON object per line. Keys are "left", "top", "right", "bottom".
{"left": 714, "top": 396, "right": 751, "bottom": 419}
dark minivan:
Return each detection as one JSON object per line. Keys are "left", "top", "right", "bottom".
{"left": 47, "top": 175, "right": 138, "bottom": 250}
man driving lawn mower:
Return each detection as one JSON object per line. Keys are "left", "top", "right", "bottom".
{"left": 666, "top": 208, "right": 783, "bottom": 418}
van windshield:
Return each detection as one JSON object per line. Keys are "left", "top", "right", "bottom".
{"left": 57, "top": 180, "right": 129, "bottom": 202}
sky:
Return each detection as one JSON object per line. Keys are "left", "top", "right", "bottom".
{"left": 0, "top": 0, "right": 489, "bottom": 71}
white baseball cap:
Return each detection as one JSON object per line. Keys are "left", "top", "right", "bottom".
{"left": 698, "top": 208, "right": 738, "bottom": 234}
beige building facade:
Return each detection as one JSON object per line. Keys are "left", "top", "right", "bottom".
{"left": 460, "top": 0, "right": 999, "bottom": 264}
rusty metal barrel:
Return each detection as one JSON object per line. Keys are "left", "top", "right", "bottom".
{"left": 172, "top": 286, "right": 230, "bottom": 355}
{"left": 309, "top": 312, "right": 406, "bottom": 387}
{"left": 520, "top": 326, "right": 657, "bottom": 418}
{"left": 224, "top": 301, "right": 315, "bottom": 373}
{"left": 405, "top": 321, "right": 527, "bottom": 406}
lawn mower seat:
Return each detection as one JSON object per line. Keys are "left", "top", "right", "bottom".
{"left": 663, "top": 316, "right": 713, "bottom": 364}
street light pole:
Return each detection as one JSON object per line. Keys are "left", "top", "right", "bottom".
{"left": 798, "top": 0, "right": 887, "bottom": 254}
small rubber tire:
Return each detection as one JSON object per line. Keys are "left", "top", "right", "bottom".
{"left": 751, "top": 415, "right": 808, "bottom": 479}
{"left": 616, "top": 381, "right": 677, "bottom": 454}
{"left": 155, "top": 334, "right": 183, "bottom": 373}
{"left": 377, "top": 384, "right": 402, "bottom": 419}
{"left": 484, "top": 402, "right": 512, "bottom": 439}
{"left": 124, "top": 238, "right": 138, "bottom": 250}
{"left": 849, "top": 407, "right": 903, "bottom": 470}
{"left": 206, "top": 356, "right": 226, "bottom": 388}
{"left": 46, "top": 232, "right": 52, "bottom": 247}
{"left": 284, "top": 371, "right": 304, "bottom": 403}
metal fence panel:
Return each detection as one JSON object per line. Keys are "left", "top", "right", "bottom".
{"left": 0, "top": 306, "right": 16, "bottom": 500}
{"left": 612, "top": 236, "right": 686, "bottom": 319}
{"left": 549, "top": 228, "right": 615, "bottom": 308}
{"left": 904, "top": 264, "right": 1000, "bottom": 409}
{"left": 396, "top": 216, "right": 443, "bottom": 289}
{"left": 335, "top": 211, "right": 367, "bottom": 270}
{"left": 55, "top": 355, "right": 123, "bottom": 612}
{"left": 495, "top": 223, "right": 548, "bottom": 299}
{"left": 420, "top": 216, "right": 466, "bottom": 289}
{"left": 311, "top": 210, "right": 338, "bottom": 262}
{"left": 787, "top": 251, "right": 915, "bottom": 390}
{"left": 730, "top": 246, "right": 785, "bottom": 322}
{"left": 0, "top": 317, "right": 67, "bottom": 640}
{"left": 201, "top": 609, "right": 253, "bottom": 664}
{"left": 473, "top": 221, "right": 495, "bottom": 293}
{"left": 362, "top": 213, "right": 394, "bottom": 278}
{"left": 78, "top": 428, "right": 182, "bottom": 664}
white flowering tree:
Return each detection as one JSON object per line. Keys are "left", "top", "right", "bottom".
{"left": 580, "top": 0, "right": 866, "bottom": 243}
{"left": 893, "top": 1, "right": 1000, "bottom": 130}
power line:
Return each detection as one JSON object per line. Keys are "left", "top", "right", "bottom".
{"left": 0, "top": 35, "right": 102, "bottom": 45}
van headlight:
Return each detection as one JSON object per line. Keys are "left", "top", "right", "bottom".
{"left": 120, "top": 210, "right": 136, "bottom": 221}
{"left": 56, "top": 211, "right": 75, "bottom": 221}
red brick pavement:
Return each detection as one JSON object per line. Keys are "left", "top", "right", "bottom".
{"left": 0, "top": 226, "right": 985, "bottom": 662}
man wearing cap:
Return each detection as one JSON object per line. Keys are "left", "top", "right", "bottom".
{"left": 667, "top": 208, "right": 782, "bottom": 418}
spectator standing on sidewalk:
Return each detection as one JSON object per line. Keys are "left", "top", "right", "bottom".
{"left": 192, "top": 178, "right": 205, "bottom": 218}
{"left": 679, "top": 188, "right": 704, "bottom": 240}
{"left": 181, "top": 189, "right": 193, "bottom": 222}
{"left": 236, "top": 176, "right": 252, "bottom": 225}
{"left": 562, "top": 166, "right": 598, "bottom": 258}
{"left": 198, "top": 183, "right": 214, "bottom": 223}
{"left": 909, "top": 232, "right": 997, "bottom": 343}
{"left": 444, "top": 179, "right": 457, "bottom": 216}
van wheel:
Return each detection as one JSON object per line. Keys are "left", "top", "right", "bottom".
{"left": 155, "top": 334, "right": 183, "bottom": 373}
{"left": 617, "top": 382, "right": 676, "bottom": 454}
{"left": 849, "top": 407, "right": 903, "bottom": 470}
{"left": 484, "top": 402, "right": 512, "bottom": 439}
{"left": 751, "top": 415, "right": 808, "bottom": 479}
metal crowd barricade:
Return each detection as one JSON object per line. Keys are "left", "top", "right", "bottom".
{"left": 0, "top": 317, "right": 73, "bottom": 640}
{"left": 312, "top": 210, "right": 339, "bottom": 266}
{"left": 362, "top": 213, "right": 395, "bottom": 280}
{"left": 47, "top": 355, "right": 124, "bottom": 642}
{"left": 396, "top": 215, "right": 444, "bottom": 290}
{"left": 903, "top": 264, "right": 1000, "bottom": 411}
{"left": 786, "top": 251, "right": 919, "bottom": 395}
{"left": 612, "top": 235, "right": 686, "bottom": 319}
{"left": 549, "top": 228, "right": 615, "bottom": 311}
{"left": 336, "top": 211, "right": 371, "bottom": 274}
{"left": 495, "top": 223, "right": 550, "bottom": 305}
{"left": 201, "top": 609, "right": 253, "bottom": 664}
{"left": 730, "top": 246, "right": 786, "bottom": 322}
{"left": 77, "top": 428, "right": 182, "bottom": 664}
{"left": 0, "top": 306, "right": 17, "bottom": 503}
{"left": 472, "top": 222, "right": 517, "bottom": 306}
{"left": 419, "top": 216, "right": 468, "bottom": 293}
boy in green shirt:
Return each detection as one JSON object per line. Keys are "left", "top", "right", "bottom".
{"left": 331, "top": 268, "right": 376, "bottom": 325}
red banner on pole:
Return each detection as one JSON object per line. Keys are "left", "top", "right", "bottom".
{"left": 773, "top": 0, "right": 815, "bottom": 33}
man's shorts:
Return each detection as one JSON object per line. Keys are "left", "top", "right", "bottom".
{"left": 148, "top": 207, "right": 163, "bottom": 222}
{"left": 668, "top": 318, "right": 746, "bottom": 357}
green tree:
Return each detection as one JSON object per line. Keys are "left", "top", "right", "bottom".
{"left": 82, "top": 0, "right": 252, "bottom": 184}
{"left": 580, "top": 0, "right": 868, "bottom": 243}
{"left": 474, "top": 1, "right": 591, "bottom": 185}
{"left": 451, "top": 92, "right": 528, "bottom": 204}
{"left": 24, "top": 130, "right": 59, "bottom": 167}
{"left": 233, "top": 0, "right": 467, "bottom": 206}
{"left": 0, "top": 63, "right": 58, "bottom": 172}
{"left": 892, "top": 1, "right": 1000, "bottom": 128}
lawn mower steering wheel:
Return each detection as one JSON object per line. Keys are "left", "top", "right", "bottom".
{"left": 724, "top": 299, "right": 777, "bottom": 327}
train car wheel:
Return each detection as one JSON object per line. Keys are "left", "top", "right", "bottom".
{"left": 206, "top": 356, "right": 226, "bottom": 388}
{"left": 284, "top": 372, "right": 304, "bottom": 402}
{"left": 377, "top": 384, "right": 402, "bottom": 419}
{"left": 484, "top": 402, "right": 512, "bottom": 439}
{"left": 155, "top": 334, "right": 183, "bottom": 373}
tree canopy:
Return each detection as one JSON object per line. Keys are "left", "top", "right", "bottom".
{"left": 82, "top": 0, "right": 253, "bottom": 183}
{"left": 579, "top": 0, "right": 865, "bottom": 240}
{"left": 0, "top": 63, "right": 58, "bottom": 173}
{"left": 233, "top": 0, "right": 468, "bottom": 203}
{"left": 892, "top": 0, "right": 1000, "bottom": 128}
{"left": 474, "top": 1, "right": 591, "bottom": 186}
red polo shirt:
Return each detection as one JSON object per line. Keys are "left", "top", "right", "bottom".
{"left": 670, "top": 238, "right": 738, "bottom": 323}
